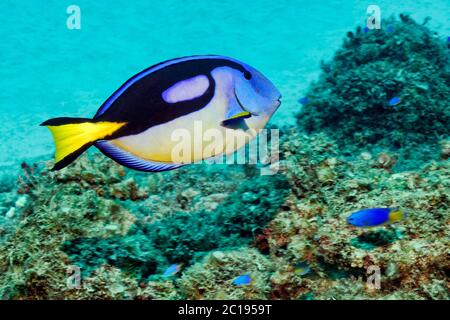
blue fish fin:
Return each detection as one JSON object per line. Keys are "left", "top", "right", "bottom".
{"left": 221, "top": 98, "right": 251, "bottom": 126}
{"left": 95, "top": 140, "right": 183, "bottom": 172}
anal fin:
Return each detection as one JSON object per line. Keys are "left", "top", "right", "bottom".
{"left": 95, "top": 140, "right": 182, "bottom": 172}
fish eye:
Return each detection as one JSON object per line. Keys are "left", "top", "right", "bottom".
{"left": 243, "top": 70, "right": 252, "bottom": 80}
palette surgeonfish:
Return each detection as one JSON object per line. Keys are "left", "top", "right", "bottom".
{"left": 42, "top": 55, "right": 282, "bottom": 172}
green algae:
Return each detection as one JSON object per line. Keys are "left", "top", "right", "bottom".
{"left": 61, "top": 235, "right": 165, "bottom": 280}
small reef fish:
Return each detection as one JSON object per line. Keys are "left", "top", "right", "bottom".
{"left": 386, "top": 25, "right": 394, "bottom": 33}
{"left": 388, "top": 96, "right": 401, "bottom": 106}
{"left": 363, "top": 26, "right": 369, "bottom": 33}
{"left": 294, "top": 261, "right": 311, "bottom": 276}
{"left": 42, "top": 55, "right": 281, "bottom": 172}
{"left": 347, "top": 207, "right": 406, "bottom": 228}
{"left": 298, "top": 96, "right": 309, "bottom": 105}
{"left": 232, "top": 274, "right": 252, "bottom": 286}
{"left": 162, "top": 263, "right": 183, "bottom": 277}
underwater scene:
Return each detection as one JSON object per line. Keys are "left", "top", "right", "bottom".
{"left": 0, "top": 0, "right": 449, "bottom": 300}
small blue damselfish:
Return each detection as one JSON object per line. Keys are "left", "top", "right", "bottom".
{"left": 347, "top": 207, "right": 406, "bottom": 228}
{"left": 232, "top": 274, "right": 252, "bottom": 286}
{"left": 388, "top": 96, "right": 401, "bottom": 106}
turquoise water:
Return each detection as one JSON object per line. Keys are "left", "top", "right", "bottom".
{"left": 0, "top": 0, "right": 448, "bottom": 170}
{"left": 0, "top": 0, "right": 449, "bottom": 301}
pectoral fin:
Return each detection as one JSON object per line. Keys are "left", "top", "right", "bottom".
{"left": 221, "top": 98, "right": 251, "bottom": 126}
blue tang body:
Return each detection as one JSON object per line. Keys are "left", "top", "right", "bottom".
{"left": 162, "top": 263, "right": 182, "bottom": 277}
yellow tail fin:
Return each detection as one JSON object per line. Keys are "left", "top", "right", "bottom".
{"left": 41, "top": 118, "right": 126, "bottom": 170}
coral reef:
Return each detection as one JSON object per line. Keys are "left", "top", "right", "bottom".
{"left": 62, "top": 159, "right": 288, "bottom": 279}
{"left": 0, "top": 152, "right": 288, "bottom": 299}
{"left": 296, "top": 15, "right": 450, "bottom": 170}
{"left": 1, "top": 128, "right": 447, "bottom": 300}
{"left": 0, "top": 157, "right": 138, "bottom": 299}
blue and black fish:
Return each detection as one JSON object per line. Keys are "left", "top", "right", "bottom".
{"left": 42, "top": 55, "right": 281, "bottom": 172}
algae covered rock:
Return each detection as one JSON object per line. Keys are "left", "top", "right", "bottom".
{"left": 63, "top": 161, "right": 289, "bottom": 275}
{"left": 0, "top": 152, "right": 289, "bottom": 299}
{"left": 0, "top": 156, "right": 139, "bottom": 299}
{"left": 296, "top": 15, "right": 450, "bottom": 169}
